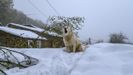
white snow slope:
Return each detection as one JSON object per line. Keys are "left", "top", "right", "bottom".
{"left": 5, "top": 43, "right": 133, "bottom": 75}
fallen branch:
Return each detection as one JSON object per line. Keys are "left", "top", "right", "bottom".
{"left": 0, "top": 47, "right": 39, "bottom": 75}
{"left": 0, "top": 69, "right": 7, "bottom": 75}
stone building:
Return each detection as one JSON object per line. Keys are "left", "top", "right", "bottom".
{"left": 0, "top": 23, "right": 64, "bottom": 48}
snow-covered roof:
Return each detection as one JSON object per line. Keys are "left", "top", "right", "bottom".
{"left": 0, "top": 26, "right": 47, "bottom": 40}
{"left": 7, "top": 23, "right": 44, "bottom": 32}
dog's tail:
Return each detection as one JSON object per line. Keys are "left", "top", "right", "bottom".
{"left": 82, "top": 44, "right": 89, "bottom": 51}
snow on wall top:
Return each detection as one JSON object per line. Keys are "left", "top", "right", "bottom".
{"left": 46, "top": 31, "right": 62, "bottom": 37}
{"left": 7, "top": 23, "right": 44, "bottom": 32}
{"left": 0, "top": 26, "right": 47, "bottom": 40}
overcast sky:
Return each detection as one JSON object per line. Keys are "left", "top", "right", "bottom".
{"left": 14, "top": 0, "right": 133, "bottom": 41}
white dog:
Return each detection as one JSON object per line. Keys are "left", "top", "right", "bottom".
{"left": 62, "top": 26, "right": 83, "bottom": 52}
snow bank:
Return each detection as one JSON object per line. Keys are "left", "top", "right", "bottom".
{"left": 5, "top": 43, "right": 133, "bottom": 75}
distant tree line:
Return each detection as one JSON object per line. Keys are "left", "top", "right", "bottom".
{"left": 84, "top": 32, "right": 129, "bottom": 45}
{"left": 0, "top": 0, "right": 47, "bottom": 28}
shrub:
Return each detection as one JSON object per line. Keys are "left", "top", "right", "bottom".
{"left": 109, "top": 32, "right": 128, "bottom": 43}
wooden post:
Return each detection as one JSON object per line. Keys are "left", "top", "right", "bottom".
{"left": 28, "top": 40, "right": 33, "bottom": 48}
{"left": 37, "top": 40, "right": 41, "bottom": 48}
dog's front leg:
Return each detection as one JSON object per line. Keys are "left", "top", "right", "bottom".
{"left": 73, "top": 44, "right": 76, "bottom": 52}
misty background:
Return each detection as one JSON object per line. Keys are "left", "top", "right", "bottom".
{"left": 13, "top": 0, "right": 133, "bottom": 42}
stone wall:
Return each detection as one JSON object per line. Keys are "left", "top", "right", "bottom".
{"left": 0, "top": 31, "right": 64, "bottom": 48}
{"left": 0, "top": 31, "right": 28, "bottom": 48}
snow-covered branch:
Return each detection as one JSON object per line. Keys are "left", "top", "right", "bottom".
{"left": 0, "top": 47, "right": 39, "bottom": 75}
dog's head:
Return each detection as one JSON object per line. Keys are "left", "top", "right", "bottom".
{"left": 63, "top": 26, "right": 72, "bottom": 36}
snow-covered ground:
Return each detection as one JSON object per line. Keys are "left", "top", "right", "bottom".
{"left": 5, "top": 43, "right": 133, "bottom": 75}
{"left": 5, "top": 48, "right": 83, "bottom": 75}
{"left": 71, "top": 43, "right": 133, "bottom": 75}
